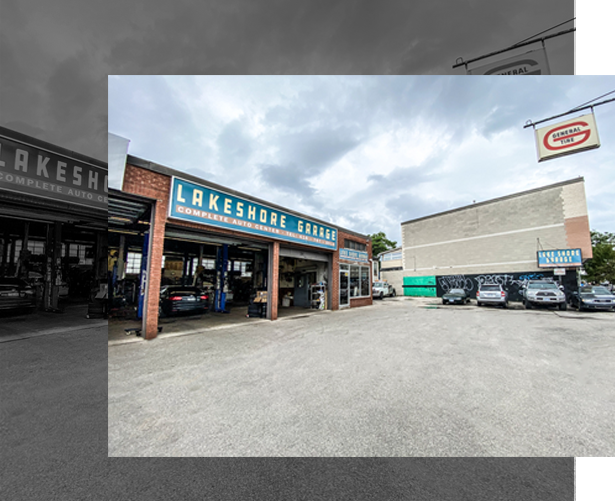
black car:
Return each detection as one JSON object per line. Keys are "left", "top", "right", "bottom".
{"left": 442, "top": 288, "right": 470, "bottom": 305}
{"left": 0, "top": 277, "right": 37, "bottom": 313}
{"left": 159, "top": 285, "right": 209, "bottom": 316}
{"left": 569, "top": 286, "right": 615, "bottom": 312}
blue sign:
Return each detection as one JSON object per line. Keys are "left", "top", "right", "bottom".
{"left": 537, "top": 248, "right": 582, "bottom": 267}
{"left": 168, "top": 177, "right": 337, "bottom": 251}
{"left": 0, "top": 133, "right": 108, "bottom": 210}
{"left": 340, "top": 248, "right": 369, "bottom": 263}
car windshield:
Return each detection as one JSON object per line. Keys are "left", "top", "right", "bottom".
{"left": 588, "top": 286, "right": 611, "bottom": 295}
{"left": 528, "top": 283, "right": 558, "bottom": 289}
{"left": 449, "top": 289, "right": 465, "bottom": 294}
{"left": 374, "top": 283, "right": 385, "bottom": 287}
{"left": 480, "top": 285, "right": 500, "bottom": 291}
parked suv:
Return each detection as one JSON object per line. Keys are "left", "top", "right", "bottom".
{"left": 521, "top": 280, "right": 567, "bottom": 310}
{"left": 476, "top": 284, "right": 508, "bottom": 308}
{"left": 372, "top": 281, "right": 396, "bottom": 299}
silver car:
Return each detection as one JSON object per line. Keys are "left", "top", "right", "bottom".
{"left": 476, "top": 284, "right": 508, "bottom": 308}
{"left": 521, "top": 280, "right": 567, "bottom": 310}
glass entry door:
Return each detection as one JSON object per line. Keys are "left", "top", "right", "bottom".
{"left": 339, "top": 268, "right": 349, "bottom": 308}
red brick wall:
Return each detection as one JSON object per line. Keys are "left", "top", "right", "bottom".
{"left": 331, "top": 247, "right": 340, "bottom": 311}
{"left": 270, "top": 242, "right": 279, "bottom": 320}
{"left": 336, "top": 230, "right": 373, "bottom": 310}
{"left": 565, "top": 215, "right": 593, "bottom": 260}
{"left": 123, "top": 164, "right": 171, "bottom": 339}
{"left": 350, "top": 297, "right": 373, "bottom": 308}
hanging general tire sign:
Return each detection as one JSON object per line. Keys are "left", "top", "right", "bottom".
{"left": 535, "top": 113, "right": 600, "bottom": 162}
{"left": 467, "top": 48, "right": 550, "bottom": 75}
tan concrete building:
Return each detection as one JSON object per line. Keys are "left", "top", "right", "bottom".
{"left": 381, "top": 178, "right": 592, "bottom": 300}
{"left": 376, "top": 247, "right": 403, "bottom": 294}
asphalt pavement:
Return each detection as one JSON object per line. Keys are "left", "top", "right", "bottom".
{"left": 109, "top": 298, "right": 615, "bottom": 457}
{"left": 1, "top": 306, "right": 580, "bottom": 499}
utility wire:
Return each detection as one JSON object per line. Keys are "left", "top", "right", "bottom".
{"left": 524, "top": 95, "right": 615, "bottom": 128}
{"left": 568, "top": 89, "right": 615, "bottom": 113}
{"left": 513, "top": 18, "right": 575, "bottom": 47}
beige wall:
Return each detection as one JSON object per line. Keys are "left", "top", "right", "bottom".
{"left": 379, "top": 255, "right": 403, "bottom": 293}
{"left": 400, "top": 179, "right": 592, "bottom": 278}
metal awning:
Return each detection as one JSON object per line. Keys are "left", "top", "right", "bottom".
{"left": 108, "top": 188, "right": 154, "bottom": 231}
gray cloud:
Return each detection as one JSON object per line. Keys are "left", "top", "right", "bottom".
{"left": 217, "top": 119, "right": 253, "bottom": 169}
{"left": 277, "top": 127, "right": 362, "bottom": 175}
{"left": 0, "top": 0, "right": 575, "bottom": 164}
{"left": 259, "top": 163, "right": 317, "bottom": 201}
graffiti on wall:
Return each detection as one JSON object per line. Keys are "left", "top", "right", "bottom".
{"left": 437, "top": 275, "right": 474, "bottom": 292}
{"left": 435, "top": 271, "right": 565, "bottom": 302}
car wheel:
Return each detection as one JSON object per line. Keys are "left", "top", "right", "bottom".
{"left": 559, "top": 302, "right": 567, "bottom": 311}
{"left": 525, "top": 301, "right": 532, "bottom": 309}
{"left": 477, "top": 301, "right": 481, "bottom": 307}
{"left": 578, "top": 303, "right": 584, "bottom": 312}
{"left": 379, "top": 292, "right": 383, "bottom": 300}
{"left": 502, "top": 302, "right": 507, "bottom": 309}
{"left": 392, "top": 290, "right": 396, "bottom": 297}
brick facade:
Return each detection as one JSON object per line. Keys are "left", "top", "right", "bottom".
{"left": 337, "top": 229, "right": 373, "bottom": 310}
{"left": 270, "top": 242, "right": 280, "bottom": 320}
{"left": 121, "top": 162, "right": 372, "bottom": 339}
{"left": 565, "top": 215, "right": 593, "bottom": 259}
{"left": 123, "top": 164, "right": 171, "bottom": 339}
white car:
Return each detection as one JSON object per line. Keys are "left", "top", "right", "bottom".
{"left": 372, "top": 281, "right": 396, "bottom": 299}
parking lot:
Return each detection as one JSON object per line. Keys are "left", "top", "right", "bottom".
{"left": 109, "top": 297, "right": 615, "bottom": 457}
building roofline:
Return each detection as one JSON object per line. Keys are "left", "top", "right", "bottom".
{"left": 376, "top": 247, "right": 402, "bottom": 258}
{"left": 401, "top": 177, "right": 585, "bottom": 226}
{"left": 0, "top": 126, "right": 107, "bottom": 170}
{"left": 125, "top": 154, "right": 370, "bottom": 240}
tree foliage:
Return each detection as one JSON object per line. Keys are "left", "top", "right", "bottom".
{"left": 369, "top": 232, "right": 398, "bottom": 257}
{"left": 583, "top": 230, "right": 615, "bottom": 284}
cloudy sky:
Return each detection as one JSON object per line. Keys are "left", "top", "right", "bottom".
{"left": 0, "top": 0, "right": 583, "bottom": 161}
{"left": 109, "top": 75, "right": 615, "bottom": 244}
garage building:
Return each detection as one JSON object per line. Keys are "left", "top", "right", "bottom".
{"left": 0, "top": 127, "right": 108, "bottom": 313}
{"left": 115, "top": 155, "right": 372, "bottom": 339}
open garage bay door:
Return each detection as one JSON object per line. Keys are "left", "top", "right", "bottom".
{"left": 279, "top": 246, "right": 329, "bottom": 263}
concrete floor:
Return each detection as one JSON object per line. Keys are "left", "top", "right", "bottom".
{"left": 0, "top": 302, "right": 107, "bottom": 343}
{"left": 108, "top": 304, "right": 329, "bottom": 345}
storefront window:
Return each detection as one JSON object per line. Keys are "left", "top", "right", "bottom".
{"left": 347, "top": 264, "right": 370, "bottom": 298}
{"left": 349, "top": 266, "right": 360, "bottom": 297}
{"left": 361, "top": 267, "right": 370, "bottom": 296}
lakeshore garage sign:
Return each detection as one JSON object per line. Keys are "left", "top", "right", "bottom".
{"left": 340, "top": 248, "right": 369, "bottom": 263}
{"left": 169, "top": 177, "right": 338, "bottom": 251}
{"left": 537, "top": 248, "right": 583, "bottom": 268}
{"left": 0, "top": 134, "right": 108, "bottom": 210}
{"left": 535, "top": 113, "right": 601, "bottom": 162}
{"left": 468, "top": 48, "right": 550, "bottom": 75}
